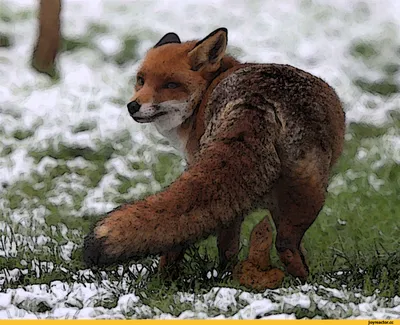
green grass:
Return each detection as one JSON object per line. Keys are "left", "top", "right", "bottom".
{"left": 303, "top": 121, "right": 400, "bottom": 296}
{"left": 0, "top": 0, "right": 399, "bottom": 318}
{"left": 0, "top": 117, "right": 399, "bottom": 302}
{"left": 1, "top": 24, "right": 399, "bottom": 302}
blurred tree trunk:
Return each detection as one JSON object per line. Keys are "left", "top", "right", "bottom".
{"left": 32, "top": 0, "right": 62, "bottom": 78}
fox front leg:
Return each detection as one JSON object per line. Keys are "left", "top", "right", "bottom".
{"left": 217, "top": 216, "right": 243, "bottom": 271}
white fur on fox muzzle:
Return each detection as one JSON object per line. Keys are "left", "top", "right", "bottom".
{"left": 130, "top": 103, "right": 160, "bottom": 121}
{"left": 130, "top": 100, "right": 190, "bottom": 131}
{"left": 153, "top": 100, "right": 191, "bottom": 132}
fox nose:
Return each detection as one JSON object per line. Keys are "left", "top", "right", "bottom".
{"left": 127, "top": 101, "right": 141, "bottom": 115}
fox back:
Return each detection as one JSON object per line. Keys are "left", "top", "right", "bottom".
{"left": 201, "top": 63, "right": 344, "bottom": 169}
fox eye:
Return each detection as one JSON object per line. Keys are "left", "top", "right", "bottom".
{"left": 136, "top": 76, "right": 144, "bottom": 86}
{"left": 164, "top": 82, "right": 180, "bottom": 89}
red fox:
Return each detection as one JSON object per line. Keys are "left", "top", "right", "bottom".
{"left": 84, "top": 28, "right": 345, "bottom": 290}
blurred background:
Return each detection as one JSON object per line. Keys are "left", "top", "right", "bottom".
{"left": 0, "top": 0, "right": 399, "bottom": 314}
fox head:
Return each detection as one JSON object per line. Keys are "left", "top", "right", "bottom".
{"left": 127, "top": 28, "right": 236, "bottom": 133}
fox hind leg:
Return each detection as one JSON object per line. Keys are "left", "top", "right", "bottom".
{"left": 273, "top": 151, "right": 330, "bottom": 280}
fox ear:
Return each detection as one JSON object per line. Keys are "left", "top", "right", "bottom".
{"left": 188, "top": 28, "right": 228, "bottom": 72}
{"left": 154, "top": 32, "right": 181, "bottom": 48}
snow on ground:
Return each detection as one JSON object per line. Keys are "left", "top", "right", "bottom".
{"left": 0, "top": 0, "right": 399, "bottom": 319}
{"left": 0, "top": 281, "right": 399, "bottom": 319}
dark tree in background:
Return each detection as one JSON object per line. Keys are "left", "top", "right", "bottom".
{"left": 32, "top": 0, "right": 62, "bottom": 78}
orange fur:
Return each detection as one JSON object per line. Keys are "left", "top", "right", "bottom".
{"left": 84, "top": 28, "right": 345, "bottom": 291}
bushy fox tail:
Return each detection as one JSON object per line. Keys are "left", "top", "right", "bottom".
{"left": 84, "top": 106, "right": 281, "bottom": 267}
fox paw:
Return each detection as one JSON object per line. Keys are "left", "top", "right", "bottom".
{"left": 278, "top": 248, "right": 309, "bottom": 281}
{"left": 233, "top": 260, "right": 284, "bottom": 291}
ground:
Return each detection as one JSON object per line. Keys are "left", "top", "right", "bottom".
{"left": 0, "top": 0, "right": 399, "bottom": 319}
